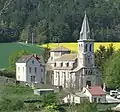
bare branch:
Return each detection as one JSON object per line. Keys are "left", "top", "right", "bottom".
{"left": 0, "top": 0, "right": 13, "bottom": 18}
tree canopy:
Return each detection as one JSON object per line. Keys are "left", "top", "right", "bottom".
{"left": 0, "top": 0, "right": 120, "bottom": 43}
{"left": 103, "top": 50, "right": 120, "bottom": 88}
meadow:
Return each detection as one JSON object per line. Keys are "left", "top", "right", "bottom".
{"left": 0, "top": 43, "right": 43, "bottom": 69}
{"left": 41, "top": 42, "right": 120, "bottom": 52}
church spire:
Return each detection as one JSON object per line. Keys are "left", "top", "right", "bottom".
{"left": 79, "top": 12, "right": 92, "bottom": 41}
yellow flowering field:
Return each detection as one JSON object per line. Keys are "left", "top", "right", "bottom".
{"left": 40, "top": 42, "right": 120, "bottom": 52}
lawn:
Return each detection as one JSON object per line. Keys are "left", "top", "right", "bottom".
{"left": 40, "top": 42, "right": 120, "bottom": 52}
{"left": 0, "top": 43, "right": 44, "bottom": 69}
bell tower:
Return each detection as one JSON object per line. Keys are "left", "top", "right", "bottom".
{"left": 77, "top": 13, "right": 99, "bottom": 88}
{"left": 78, "top": 13, "right": 95, "bottom": 68}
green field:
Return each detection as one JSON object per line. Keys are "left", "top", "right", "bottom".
{"left": 0, "top": 43, "right": 44, "bottom": 69}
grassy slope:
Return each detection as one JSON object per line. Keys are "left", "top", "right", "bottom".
{"left": 0, "top": 43, "right": 44, "bottom": 69}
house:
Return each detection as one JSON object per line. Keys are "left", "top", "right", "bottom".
{"left": 47, "top": 13, "right": 102, "bottom": 90}
{"left": 16, "top": 54, "right": 45, "bottom": 84}
{"left": 63, "top": 86, "right": 106, "bottom": 103}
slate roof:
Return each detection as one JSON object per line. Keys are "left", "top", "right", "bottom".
{"left": 51, "top": 46, "right": 70, "bottom": 52}
{"left": 55, "top": 54, "right": 77, "bottom": 61}
{"left": 16, "top": 55, "right": 33, "bottom": 63}
{"left": 16, "top": 54, "right": 45, "bottom": 65}
{"left": 87, "top": 86, "right": 105, "bottom": 96}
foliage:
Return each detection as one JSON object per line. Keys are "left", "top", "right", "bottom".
{"left": 42, "top": 93, "right": 58, "bottom": 106}
{"left": 103, "top": 50, "right": 120, "bottom": 88}
{"left": 95, "top": 44, "right": 115, "bottom": 74}
{"left": 0, "top": 97, "right": 25, "bottom": 111}
{"left": 1, "top": 0, "right": 120, "bottom": 43}
{"left": 43, "top": 47, "right": 50, "bottom": 63}
{"left": 8, "top": 50, "right": 30, "bottom": 71}
{"left": 0, "top": 69, "right": 15, "bottom": 78}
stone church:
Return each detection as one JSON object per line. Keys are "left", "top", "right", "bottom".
{"left": 47, "top": 13, "right": 102, "bottom": 90}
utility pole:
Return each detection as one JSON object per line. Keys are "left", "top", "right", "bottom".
{"left": 32, "top": 32, "right": 34, "bottom": 45}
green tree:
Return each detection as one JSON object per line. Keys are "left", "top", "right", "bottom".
{"left": 8, "top": 50, "right": 30, "bottom": 71}
{"left": 103, "top": 50, "right": 120, "bottom": 88}
{"left": 95, "top": 44, "right": 115, "bottom": 76}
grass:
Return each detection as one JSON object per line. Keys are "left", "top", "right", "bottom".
{"left": 40, "top": 42, "right": 120, "bottom": 52}
{"left": 0, "top": 43, "right": 44, "bottom": 69}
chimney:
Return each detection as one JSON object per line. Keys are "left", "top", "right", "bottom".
{"left": 103, "top": 83, "right": 106, "bottom": 92}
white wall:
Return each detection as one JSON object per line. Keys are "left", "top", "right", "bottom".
{"left": 16, "top": 63, "right": 26, "bottom": 82}
{"left": 16, "top": 56, "right": 45, "bottom": 83}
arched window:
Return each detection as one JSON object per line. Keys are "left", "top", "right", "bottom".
{"left": 54, "top": 63, "right": 56, "bottom": 67}
{"left": 84, "top": 44, "right": 87, "bottom": 52}
{"left": 89, "top": 44, "right": 92, "bottom": 51}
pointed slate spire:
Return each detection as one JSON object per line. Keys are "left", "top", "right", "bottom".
{"left": 79, "top": 12, "right": 91, "bottom": 40}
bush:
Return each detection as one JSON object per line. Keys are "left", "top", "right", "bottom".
{"left": 0, "top": 70, "right": 15, "bottom": 78}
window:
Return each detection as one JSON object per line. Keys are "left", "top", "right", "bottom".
{"left": 66, "top": 63, "right": 69, "bottom": 67}
{"left": 89, "top": 44, "right": 92, "bottom": 51}
{"left": 51, "top": 57, "right": 53, "bottom": 60}
{"left": 35, "top": 67, "right": 37, "bottom": 73}
{"left": 29, "top": 67, "right": 31, "bottom": 73}
{"left": 54, "top": 63, "right": 56, "bottom": 67}
{"left": 18, "top": 67, "right": 20, "bottom": 73}
{"left": 32, "top": 60, "right": 34, "bottom": 64}
{"left": 67, "top": 73, "right": 69, "bottom": 78}
{"left": 84, "top": 44, "right": 87, "bottom": 52}
{"left": 41, "top": 68, "right": 43, "bottom": 72}
{"left": 94, "top": 98, "right": 97, "bottom": 102}
{"left": 61, "top": 63, "right": 63, "bottom": 67}
{"left": 85, "top": 70, "right": 87, "bottom": 74}
{"left": 18, "top": 76, "right": 20, "bottom": 79}
{"left": 31, "top": 76, "right": 35, "bottom": 82}
{"left": 23, "top": 67, "right": 24, "bottom": 73}
{"left": 88, "top": 58, "right": 90, "bottom": 64}
{"left": 62, "top": 72, "right": 65, "bottom": 78}
{"left": 98, "top": 98, "right": 101, "bottom": 102}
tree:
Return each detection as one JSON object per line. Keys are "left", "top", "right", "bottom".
{"left": 103, "top": 50, "right": 120, "bottom": 88}
{"left": 95, "top": 44, "right": 115, "bottom": 75}
{"left": 8, "top": 50, "right": 30, "bottom": 71}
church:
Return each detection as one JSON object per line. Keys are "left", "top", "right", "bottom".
{"left": 47, "top": 13, "right": 102, "bottom": 90}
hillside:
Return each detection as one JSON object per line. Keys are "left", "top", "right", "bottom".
{"left": 0, "top": 43, "right": 43, "bottom": 69}
{"left": 41, "top": 42, "right": 120, "bottom": 53}
{"left": 0, "top": 0, "right": 120, "bottom": 43}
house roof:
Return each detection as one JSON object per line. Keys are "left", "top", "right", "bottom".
{"left": 16, "top": 54, "right": 45, "bottom": 65}
{"left": 87, "top": 86, "right": 105, "bottom": 96}
{"left": 16, "top": 55, "right": 33, "bottom": 63}
{"left": 55, "top": 54, "right": 77, "bottom": 61}
{"left": 51, "top": 46, "right": 70, "bottom": 52}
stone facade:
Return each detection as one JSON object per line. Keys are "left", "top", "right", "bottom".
{"left": 47, "top": 13, "right": 102, "bottom": 90}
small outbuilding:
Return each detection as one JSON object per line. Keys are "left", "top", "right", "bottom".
{"left": 34, "top": 89, "right": 54, "bottom": 95}
{"left": 63, "top": 86, "right": 106, "bottom": 103}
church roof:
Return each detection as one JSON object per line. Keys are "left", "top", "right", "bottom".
{"left": 78, "top": 12, "right": 93, "bottom": 41}
{"left": 51, "top": 46, "right": 70, "bottom": 52}
{"left": 55, "top": 54, "right": 77, "bottom": 61}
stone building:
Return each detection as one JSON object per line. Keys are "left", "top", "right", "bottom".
{"left": 47, "top": 13, "right": 102, "bottom": 90}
